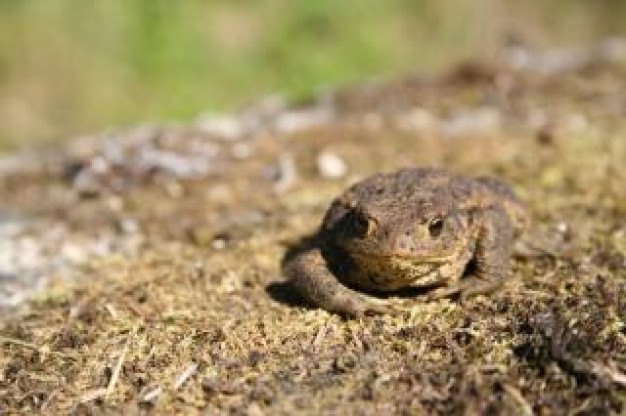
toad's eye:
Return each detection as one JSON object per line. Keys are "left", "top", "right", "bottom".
{"left": 428, "top": 217, "right": 445, "bottom": 238}
{"left": 352, "top": 214, "right": 377, "bottom": 237}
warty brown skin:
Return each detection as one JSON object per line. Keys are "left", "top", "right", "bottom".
{"left": 284, "top": 167, "right": 529, "bottom": 317}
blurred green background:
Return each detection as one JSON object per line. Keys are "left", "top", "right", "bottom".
{"left": 1, "top": 0, "right": 625, "bottom": 151}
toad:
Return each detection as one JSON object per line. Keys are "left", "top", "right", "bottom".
{"left": 283, "top": 167, "right": 528, "bottom": 317}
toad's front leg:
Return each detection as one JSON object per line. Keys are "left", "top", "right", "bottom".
{"left": 284, "top": 247, "right": 389, "bottom": 318}
{"left": 427, "top": 206, "right": 515, "bottom": 302}
{"left": 455, "top": 206, "right": 516, "bottom": 300}
{"left": 462, "top": 206, "right": 515, "bottom": 297}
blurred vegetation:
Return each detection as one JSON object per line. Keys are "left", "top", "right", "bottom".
{"left": 1, "top": 0, "right": 625, "bottom": 150}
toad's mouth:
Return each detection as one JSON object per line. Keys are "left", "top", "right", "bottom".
{"left": 346, "top": 248, "right": 457, "bottom": 265}
{"left": 347, "top": 251, "right": 452, "bottom": 278}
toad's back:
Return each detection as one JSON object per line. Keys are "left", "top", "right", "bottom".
{"left": 323, "top": 167, "right": 527, "bottom": 233}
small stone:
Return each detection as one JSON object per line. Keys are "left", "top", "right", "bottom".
{"left": 273, "top": 107, "right": 332, "bottom": 135}
{"left": 247, "top": 402, "right": 265, "bottom": 416}
{"left": 441, "top": 107, "right": 501, "bottom": 137}
{"left": 90, "top": 156, "right": 110, "bottom": 174}
{"left": 206, "top": 184, "right": 233, "bottom": 204}
{"left": 231, "top": 142, "right": 253, "bottom": 159}
{"left": 61, "top": 243, "right": 88, "bottom": 264}
{"left": 106, "top": 196, "right": 124, "bottom": 212}
{"left": 196, "top": 114, "right": 246, "bottom": 140}
{"left": 212, "top": 238, "right": 227, "bottom": 251}
{"left": 317, "top": 151, "right": 347, "bottom": 179}
{"left": 118, "top": 218, "right": 139, "bottom": 234}
{"left": 556, "top": 221, "right": 569, "bottom": 234}
{"left": 273, "top": 153, "right": 298, "bottom": 193}
{"left": 72, "top": 171, "right": 102, "bottom": 198}
{"left": 395, "top": 107, "right": 436, "bottom": 132}
{"left": 188, "top": 226, "right": 214, "bottom": 246}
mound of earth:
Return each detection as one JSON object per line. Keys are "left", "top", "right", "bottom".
{"left": 1, "top": 43, "right": 625, "bottom": 414}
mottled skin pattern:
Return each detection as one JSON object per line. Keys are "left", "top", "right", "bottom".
{"left": 284, "top": 167, "right": 528, "bottom": 317}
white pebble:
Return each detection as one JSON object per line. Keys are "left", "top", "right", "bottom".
{"left": 317, "top": 151, "right": 347, "bottom": 179}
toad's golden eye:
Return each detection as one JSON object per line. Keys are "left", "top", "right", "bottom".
{"left": 428, "top": 216, "right": 445, "bottom": 238}
{"left": 352, "top": 214, "right": 377, "bottom": 237}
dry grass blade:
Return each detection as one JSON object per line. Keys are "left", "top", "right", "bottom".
{"left": 80, "top": 388, "right": 107, "bottom": 404}
{"left": 503, "top": 384, "right": 533, "bottom": 416}
{"left": 141, "top": 386, "right": 163, "bottom": 404}
{"left": 105, "top": 325, "right": 138, "bottom": 398}
{"left": 0, "top": 334, "right": 77, "bottom": 359}
{"left": 173, "top": 362, "right": 199, "bottom": 390}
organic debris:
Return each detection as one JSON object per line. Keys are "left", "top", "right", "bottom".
{"left": 1, "top": 43, "right": 625, "bottom": 414}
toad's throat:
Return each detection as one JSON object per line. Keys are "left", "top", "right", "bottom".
{"left": 345, "top": 252, "right": 449, "bottom": 291}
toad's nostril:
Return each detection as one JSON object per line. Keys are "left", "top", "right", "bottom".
{"left": 396, "top": 233, "right": 416, "bottom": 253}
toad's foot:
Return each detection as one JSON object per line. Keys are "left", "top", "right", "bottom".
{"left": 424, "top": 276, "right": 503, "bottom": 303}
{"left": 284, "top": 248, "right": 391, "bottom": 318}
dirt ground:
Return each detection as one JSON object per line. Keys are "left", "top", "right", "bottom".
{"left": 0, "top": 44, "right": 625, "bottom": 415}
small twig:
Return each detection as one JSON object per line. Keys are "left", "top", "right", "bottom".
{"left": 311, "top": 320, "right": 331, "bottom": 350}
{"left": 0, "top": 335, "right": 76, "bottom": 359}
{"left": 173, "top": 363, "right": 199, "bottom": 390}
{"left": 80, "top": 388, "right": 107, "bottom": 404}
{"left": 592, "top": 362, "right": 626, "bottom": 387}
{"left": 609, "top": 370, "right": 626, "bottom": 386}
{"left": 40, "top": 388, "right": 60, "bottom": 411}
{"left": 104, "top": 303, "right": 119, "bottom": 319}
{"left": 273, "top": 153, "right": 298, "bottom": 193}
{"left": 478, "top": 364, "right": 508, "bottom": 374}
{"left": 0, "top": 335, "right": 40, "bottom": 351}
{"left": 106, "top": 326, "right": 138, "bottom": 398}
{"left": 141, "top": 386, "right": 163, "bottom": 404}
{"left": 503, "top": 384, "right": 533, "bottom": 416}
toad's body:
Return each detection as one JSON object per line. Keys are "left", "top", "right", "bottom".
{"left": 284, "top": 167, "right": 528, "bottom": 317}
